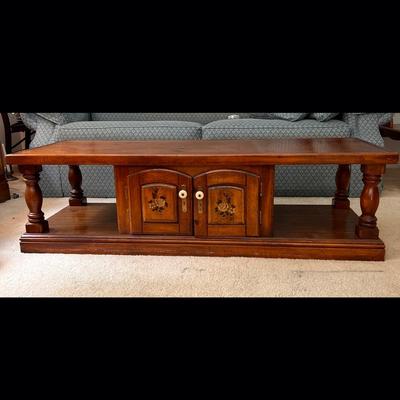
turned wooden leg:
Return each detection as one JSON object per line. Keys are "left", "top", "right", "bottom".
{"left": 355, "top": 164, "right": 385, "bottom": 239}
{"left": 19, "top": 165, "right": 49, "bottom": 233}
{"left": 332, "top": 164, "right": 351, "bottom": 209}
{"left": 68, "top": 165, "right": 87, "bottom": 206}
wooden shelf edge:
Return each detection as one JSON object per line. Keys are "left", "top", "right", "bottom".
{"left": 18, "top": 203, "right": 387, "bottom": 260}
{"left": 20, "top": 234, "right": 385, "bottom": 261}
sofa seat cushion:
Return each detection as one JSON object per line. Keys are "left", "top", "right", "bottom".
{"left": 57, "top": 120, "right": 203, "bottom": 141}
{"left": 202, "top": 118, "right": 351, "bottom": 140}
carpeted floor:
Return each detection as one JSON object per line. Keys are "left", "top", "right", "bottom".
{"left": 1, "top": 163, "right": 399, "bottom": 297}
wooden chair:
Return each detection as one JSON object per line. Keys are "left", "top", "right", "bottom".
{"left": 1, "top": 112, "right": 35, "bottom": 154}
{"left": 0, "top": 138, "right": 10, "bottom": 202}
{"left": 380, "top": 116, "right": 400, "bottom": 141}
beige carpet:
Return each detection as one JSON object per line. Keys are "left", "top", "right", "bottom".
{"left": 1, "top": 165, "right": 399, "bottom": 297}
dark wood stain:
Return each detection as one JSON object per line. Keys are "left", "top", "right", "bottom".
{"left": 6, "top": 138, "right": 399, "bottom": 166}
{"left": 19, "top": 203, "right": 385, "bottom": 261}
{"left": 8, "top": 138, "right": 399, "bottom": 261}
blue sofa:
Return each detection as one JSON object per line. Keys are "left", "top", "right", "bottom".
{"left": 20, "top": 112, "right": 392, "bottom": 198}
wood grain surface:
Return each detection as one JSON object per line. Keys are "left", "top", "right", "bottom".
{"left": 6, "top": 138, "right": 399, "bottom": 166}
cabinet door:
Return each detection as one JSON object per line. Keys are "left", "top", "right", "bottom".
{"left": 128, "top": 169, "right": 192, "bottom": 235}
{"left": 193, "top": 169, "right": 261, "bottom": 237}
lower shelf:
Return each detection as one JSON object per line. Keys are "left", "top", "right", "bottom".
{"left": 19, "top": 203, "right": 385, "bottom": 260}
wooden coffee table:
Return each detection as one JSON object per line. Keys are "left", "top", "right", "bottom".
{"left": 6, "top": 138, "right": 399, "bottom": 261}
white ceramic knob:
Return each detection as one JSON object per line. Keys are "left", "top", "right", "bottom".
{"left": 178, "top": 190, "right": 187, "bottom": 199}
{"left": 195, "top": 191, "right": 204, "bottom": 200}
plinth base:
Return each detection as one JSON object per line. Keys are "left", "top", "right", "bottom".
{"left": 20, "top": 203, "right": 385, "bottom": 261}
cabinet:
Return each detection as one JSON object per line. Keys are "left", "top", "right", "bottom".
{"left": 193, "top": 169, "right": 260, "bottom": 237}
{"left": 115, "top": 166, "right": 274, "bottom": 237}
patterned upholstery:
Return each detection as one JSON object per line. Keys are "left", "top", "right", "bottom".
{"left": 310, "top": 113, "right": 340, "bottom": 121}
{"left": 250, "top": 113, "right": 309, "bottom": 121}
{"left": 25, "top": 116, "right": 64, "bottom": 196}
{"left": 91, "top": 113, "right": 249, "bottom": 124}
{"left": 36, "top": 113, "right": 90, "bottom": 125}
{"left": 203, "top": 118, "right": 351, "bottom": 197}
{"left": 57, "top": 120, "right": 203, "bottom": 141}
{"left": 379, "top": 113, "right": 393, "bottom": 125}
{"left": 202, "top": 118, "right": 351, "bottom": 139}
{"left": 342, "top": 113, "right": 384, "bottom": 146}
{"left": 21, "top": 113, "right": 393, "bottom": 198}
{"left": 268, "top": 113, "right": 309, "bottom": 121}
{"left": 57, "top": 120, "right": 202, "bottom": 197}
{"left": 20, "top": 113, "right": 39, "bottom": 131}
{"left": 342, "top": 113, "right": 389, "bottom": 195}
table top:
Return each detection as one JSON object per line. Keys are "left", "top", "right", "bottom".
{"left": 6, "top": 138, "right": 399, "bottom": 166}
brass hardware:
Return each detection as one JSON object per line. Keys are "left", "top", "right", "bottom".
{"left": 179, "top": 189, "right": 188, "bottom": 213}
{"left": 196, "top": 190, "right": 204, "bottom": 214}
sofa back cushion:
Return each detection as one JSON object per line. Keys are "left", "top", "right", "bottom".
{"left": 310, "top": 113, "right": 340, "bottom": 121}
{"left": 57, "top": 120, "right": 202, "bottom": 141}
{"left": 91, "top": 113, "right": 249, "bottom": 124}
{"left": 202, "top": 118, "right": 351, "bottom": 140}
{"left": 249, "top": 113, "right": 309, "bottom": 121}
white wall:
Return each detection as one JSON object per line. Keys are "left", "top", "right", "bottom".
{"left": 394, "top": 113, "right": 400, "bottom": 124}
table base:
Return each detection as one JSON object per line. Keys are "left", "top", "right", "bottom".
{"left": 19, "top": 203, "right": 385, "bottom": 261}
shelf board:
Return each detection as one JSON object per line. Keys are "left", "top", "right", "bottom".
{"left": 19, "top": 203, "right": 385, "bottom": 261}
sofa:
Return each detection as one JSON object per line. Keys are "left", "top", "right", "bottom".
{"left": 20, "top": 112, "right": 392, "bottom": 198}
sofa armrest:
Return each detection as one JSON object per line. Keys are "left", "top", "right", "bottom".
{"left": 20, "top": 113, "right": 39, "bottom": 131}
{"left": 21, "top": 113, "right": 91, "bottom": 130}
{"left": 342, "top": 113, "right": 393, "bottom": 147}
{"left": 378, "top": 113, "right": 393, "bottom": 126}
{"left": 36, "top": 113, "right": 91, "bottom": 125}
{"left": 19, "top": 114, "right": 60, "bottom": 149}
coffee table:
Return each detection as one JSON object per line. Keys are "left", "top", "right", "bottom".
{"left": 6, "top": 138, "right": 399, "bottom": 261}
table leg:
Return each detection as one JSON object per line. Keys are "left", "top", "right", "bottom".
{"left": 19, "top": 165, "right": 49, "bottom": 233}
{"left": 68, "top": 165, "right": 87, "bottom": 206}
{"left": 332, "top": 164, "right": 350, "bottom": 209}
{"left": 355, "top": 164, "right": 385, "bottom": 239}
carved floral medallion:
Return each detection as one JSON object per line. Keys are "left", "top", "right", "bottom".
{"left": 148, "top": 188, "right": 168, "bottom": 213}
{"left": 215, "top": 191, "right": 236, "bottom": 218}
